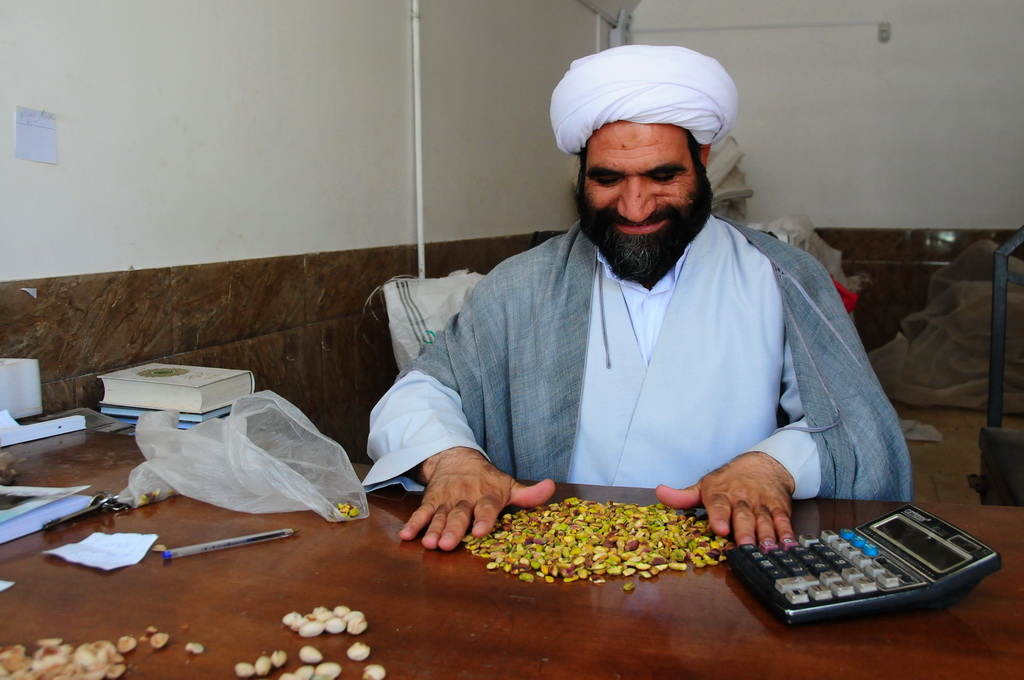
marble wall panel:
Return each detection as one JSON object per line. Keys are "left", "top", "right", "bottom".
{"left": 0, "top": 268, "right": 175, "bottom": 383}
{"left": 71, "top": 372, "right": 106, "bottom": 414}
{"left": 171, "top": 255, "right": 306, "bottom": 354}
{"left": 848, "top": 262, "right": 943, "bottom": 353}
{"left": 319, "top": 320, "right": 358, "bottom": 458}
{"left": 424, "top": 234, "right": 532, "bottom": 278}
{"left": 819, "top": 227, "right": 1020, "bottom": 352}
{"left": 821, "top": 228, "right": 1016, "bottom": 264}
{"left": 320, "top": 307, "right": 400, "bottom": 464}
{"left": 306, "top": 245, "right": 414, "bottom": 322}
{"left": 39, "top": 377, "right": 78, "bottom": 416}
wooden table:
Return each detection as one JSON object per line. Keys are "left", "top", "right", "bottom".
{"left": 2, "top": 431, "right": 1021, "bottom": 678}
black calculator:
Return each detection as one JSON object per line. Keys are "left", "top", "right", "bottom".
{"left": 726, "top": 504, "right": 1001, "bottom": 624}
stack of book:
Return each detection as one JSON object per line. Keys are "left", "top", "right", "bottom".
{"left": 97, "top": 363, "right": 255, "bottom": 429}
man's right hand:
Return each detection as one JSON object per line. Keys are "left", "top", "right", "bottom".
{"left": 399, "top": 447, "right": 555, "bottom": 551}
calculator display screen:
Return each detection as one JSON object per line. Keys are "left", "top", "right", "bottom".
{"left": 873, "top": 516, "right": 966, "bottom": 573}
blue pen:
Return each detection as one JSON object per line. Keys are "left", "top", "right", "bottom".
{"left": 161, "top": 528, "right": 296, "bottom": 559}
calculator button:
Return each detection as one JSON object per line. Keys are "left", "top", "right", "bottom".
{"left": 861, "top": 562, "right": 886, "bottom": 578}
{"left": 775, "top": 575, "right": 817, "bottom": 594}
{"left": 829, "top": 581, "right": 855, "bottom": 598}
{"left": 784, "top": 589, "right": 810, "bottom": 605}
{"left": 780, "top": 537, "right": 800, "bottom": 551}
{"left": 820, "top": 530, "right": 839, "bottom": 545}
{"left": 760, "top": 538, "right": 780, "bottom": 552}
{"left": 819, "top": 570, "right": 843, "bottom": 587}
{"left": 874, "top": 559, "right": 921, "bottom": 586}
{"left": 798, "top": 534, "right": 821, "bottom": 548}
{"left": 851, "top": 535, "right": 867, "bottom": 548}
{"left": 840, "top": 528, "right": 856, "bottom": 540}
{"left": 805, "top": 561, "right": 832, "bottom": 576}
{"left": 839, "top": 545, "right": 862, "bottom": 561}
{"left": 807, "top": 584, "right": 833, "bottom": 601}
{"left": 874, "top": 570, "right": 901, "bottom": 589}
{"left": 850, "top": 576, "right": 878, "bottom": 595}
{"left": 862, "top": 543, "right": 880, "bottom": 557}
{"left": 841, "top": 567, "right": 865, "bottom": 583}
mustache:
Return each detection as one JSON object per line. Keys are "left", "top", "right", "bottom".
{"left": 590, "top": 204, "right": 688, "bottom": 228}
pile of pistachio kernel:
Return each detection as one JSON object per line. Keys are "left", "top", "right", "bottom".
{"left": 135, "top": 487, "right": 177, "bottom": 506}
{"left": 463, "top": 497, "right": 733, "bottom": 584}
{"left": 335, "top": 502, "right": 360, "bottom": 518}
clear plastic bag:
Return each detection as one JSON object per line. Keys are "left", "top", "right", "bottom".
{"left": 119, "top": 391, "right": 367, "bottom": 521}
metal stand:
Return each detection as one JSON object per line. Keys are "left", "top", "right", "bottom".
{"left": 974, "top": 225, "right": 1024, "bottom": 505}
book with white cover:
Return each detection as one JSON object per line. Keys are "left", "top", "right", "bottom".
{"left": 0, "top": 485, "right": 91, "bottom": 544}
{"left": 98, "top": 364, "right": 255, "bottom": 412}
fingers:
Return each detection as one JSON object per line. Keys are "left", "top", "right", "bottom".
{"left": 416, "top": 479, "right": 556, "bottom": 550}
{"left": 398, "top": 502, "right": 437, "bottom": 542}
{"left": 706, "top": 491, "right": 794, "bottom": 546}
{"left": 403, "top": 494, "right": 503, "bottom": 551}
{"left": 400, "top": 451, "right": 552, "bottom": 551}
{"left": 508, "top": 478, "right": 556, "bottom": 512}
{"left": 700, "top": 491, "right": 738, "bottom": 541}
{"left": 654, "top": 483, "right": 701, "bottom": 509}
{"left": 423, "top": 499, "right": 475, "bottom": 551}
{"left": 770, "top": 505, "right": 795, "bottom": 544}
{"left": 683, "top": 452, "right": 797, "bottom": 546}
{"left": 656, "top": 483, "right": 782, "bottom": 544}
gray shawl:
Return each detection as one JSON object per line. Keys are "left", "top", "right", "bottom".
{"left": 403, "top": 221, "right": 912, "bottom": 502}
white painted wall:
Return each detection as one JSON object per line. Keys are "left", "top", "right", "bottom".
{"left": 9, "top": 1, "right": 1012, "bottom": 282}
{"left": 0, "top": 1, "right": 604, "bottom": 281}
{"left": 1, "top": 1, "right": 414, "bottom": 281}
{"left": 633, "top": 1, "right": 1024, "bottom": 230}
{"left": 418, "top": 0, "right": 595, "bottom": 242}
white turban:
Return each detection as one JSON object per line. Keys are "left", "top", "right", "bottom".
{"left": 550, "top": 44, "right": 738, "bottom": 154}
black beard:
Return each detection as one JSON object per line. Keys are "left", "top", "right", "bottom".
{"left": 578, "top": 169, "right": 713, "bottom": 289}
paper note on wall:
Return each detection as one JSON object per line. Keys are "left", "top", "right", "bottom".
{"left": 15, "top": 107, "right": 57, "bottom": 164}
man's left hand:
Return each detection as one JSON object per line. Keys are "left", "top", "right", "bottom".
{"left": 654, "top": 451, "right": 795, "bottom": 546}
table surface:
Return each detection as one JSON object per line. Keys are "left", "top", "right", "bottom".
{"left": 1, "top": 431, "right": 1021, "bottom": 679}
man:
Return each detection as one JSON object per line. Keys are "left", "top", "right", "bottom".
{"left": 365, "top": 45, "right": 912, "bottom": 552}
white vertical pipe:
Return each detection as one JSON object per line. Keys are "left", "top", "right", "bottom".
{"left": 411, "top": 0, "right": 426, "bottom": 279}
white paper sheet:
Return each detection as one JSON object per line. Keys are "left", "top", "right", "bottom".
{"left": 15, "top": 107, "right": 57, "bottom": 164}
{"left": 45, "top": 532, "right": 158, "bottom": 571}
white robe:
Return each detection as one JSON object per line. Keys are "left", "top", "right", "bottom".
{"left": 570, "top": 220, "right": 816, "bottom": 491}
{"left": 366, "top": 219, "right": 819, "bottom": 496}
